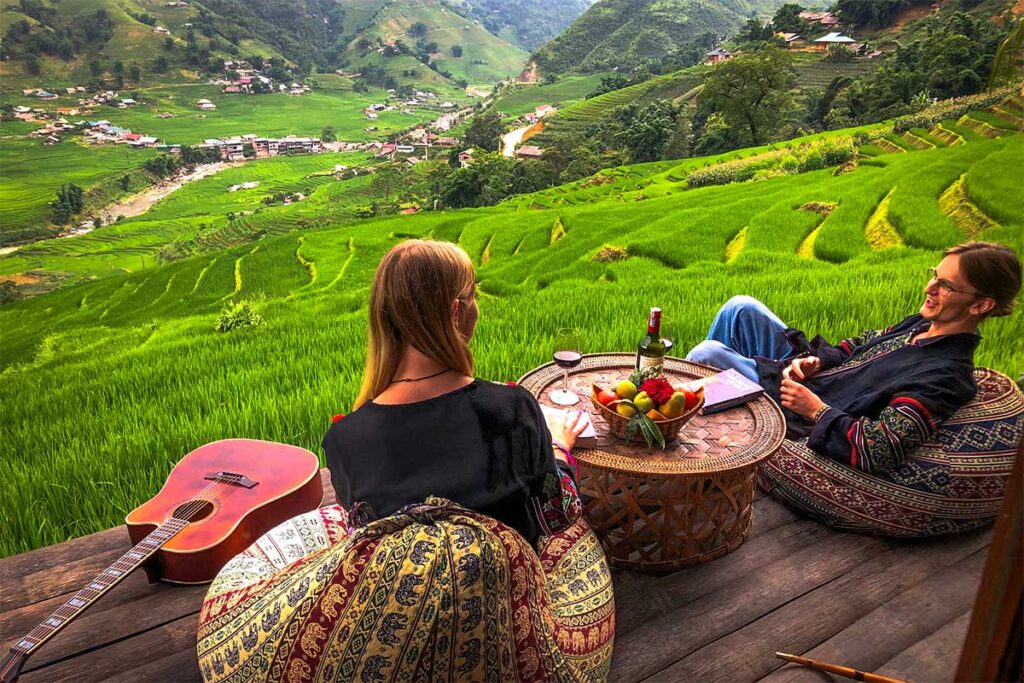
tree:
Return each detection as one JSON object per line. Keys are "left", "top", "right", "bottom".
{"left": 408, "top": 22, "right": 428, "bottom": 39}
{"left": 51, "top": 183, "right": 85, "bottom": 224}
{"left": 614, "top": 100, "right": 677, "bottom": 163}
{"left": 451, "top": 44, "right": 462, "bottom": 58}
{"left": 154, "top": 55, "right": 169, "bottom": 73}
{"left": 700, "top": 47, "right": 795, "bottom": 145}
{"left": 164, "top": 36, "right": 174, "bottom": 51}
{"left": 25, "top": 54, "right": 40, "bottom": 75}
{"left": 772, "top": 4, "right": 808, "bottom": 33}
{"left": 129, "top": 63, "right": 141, "bottom": 82}
{"left": 463, "top": 110, "right": 504, "bottom": 152}
{"left": 836, "top": 0, "right": 911, "bottom": 28}
{"left": 89, "top": 59, "right": 103, "bottom": 76}
{"left": 321, "top": 125, "right": 337, "bottom": 142}
{"left": 120, "top": 175, "right": 131, "bottom": 191}
{"left": 371, "top": 163, "right": 403, "bottom": 201}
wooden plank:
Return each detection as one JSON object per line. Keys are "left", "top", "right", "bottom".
{"left": 649, "top": 530, "right": 990, "bottom": 682}
{"left": 877, "top": 611, "right": 973, "bottom": 683}
{"left": 104, "top": 645, "right": 204, "bottom": 683}
{"left": 18, "top": 613, "right": 202, "bottom": 683}
{"left": 755, "top": 544, "right": 988, "bottom": 683}
{"left": 609, "top": 530, "right": 892, "bottom": 681}
{"left": 611, "top": 494, "right": 803, "bottom": 619}
{"left": 0, "top": 530, "right": 131, "bottom": 612}
{"left": 615, "top": 519, "right": 830, "bottom": 636}
{"left": 14, "top": 581, "right": 206, "bottom": 672}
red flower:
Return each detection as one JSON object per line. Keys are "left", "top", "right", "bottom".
{"left": 331, "top": 413, "right": 345, "bottom": 423}
{"left": 506, "top": 381, "right": 518, "bottom": 386}
{"left": 640, "top": 378, "right": 674, "bottom": 405}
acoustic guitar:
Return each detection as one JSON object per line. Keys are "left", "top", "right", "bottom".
{"left": 1, "top": 438, "right": 324, "bottom": 683}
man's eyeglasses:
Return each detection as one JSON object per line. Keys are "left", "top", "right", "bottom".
{"left": 927, "top": 268, "right": 981, "bottom": 297}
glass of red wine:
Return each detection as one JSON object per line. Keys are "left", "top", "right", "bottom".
{"left": 551, "top": 328, "right": 583, "bottom": 406}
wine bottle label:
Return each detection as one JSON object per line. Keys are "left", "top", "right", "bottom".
{"left": 639, "top": 355, "right": 663, "bottom": 370}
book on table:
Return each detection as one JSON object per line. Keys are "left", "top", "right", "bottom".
{"left": 540, "top": 403, "right": 603, "bottom": 448}
{"left": 682, "top": 368, "right": 765, "bottom": 415}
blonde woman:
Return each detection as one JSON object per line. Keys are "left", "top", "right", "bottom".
{"left": 322, "top": 239, "right": 587, "bottom": 545}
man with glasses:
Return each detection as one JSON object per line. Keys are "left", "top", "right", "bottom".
{"left": 686, "top": 241, "right": 1021, "bottom": 475}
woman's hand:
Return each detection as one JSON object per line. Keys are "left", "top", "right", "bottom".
{"left": 780, "top": 378, "right": 825, "bottom": 420}
{"left": 546, "top": 409, "right": 588, "bottom": 457}
{"left": 782, "top": 355, "right": 821, "bottom": 382}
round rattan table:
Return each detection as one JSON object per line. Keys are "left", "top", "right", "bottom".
{"left": 519, "top": 353, "right": 786, "bottom": 574}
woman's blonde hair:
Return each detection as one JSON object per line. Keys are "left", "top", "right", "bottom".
{"left": 355, "top": 240, "right": 476, "bottom": 408}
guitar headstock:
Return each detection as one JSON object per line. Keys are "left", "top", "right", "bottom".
{"left": 0, "top": 648, "right": 26, "bottom": 683}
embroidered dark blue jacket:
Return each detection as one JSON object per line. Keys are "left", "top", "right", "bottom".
{"left": 757, "top": 315, "right": 979, "bottom": 475}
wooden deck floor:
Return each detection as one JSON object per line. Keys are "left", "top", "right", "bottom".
{"left": 1, "top": 470, "right": 989, "bottom": 682}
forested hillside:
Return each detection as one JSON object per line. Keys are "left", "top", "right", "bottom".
{"left": 531, "top": 0, "right": 807, "bottom": 74}
{"left": 447, "top": 0, "right": 593, "bottom": 50}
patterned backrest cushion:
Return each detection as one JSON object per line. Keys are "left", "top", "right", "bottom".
{"left": 760, "top": 369, "right": 1023, "bottom": 537}
{"left": 198, "top": 498, "right": 614, "bottom": 682}
{"left": 902, "top": 368, "right": 1024, "bottom": 501}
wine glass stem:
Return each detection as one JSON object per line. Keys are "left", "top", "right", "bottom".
{"left": 562, "top": 368, "right": 569, "bottom": 394}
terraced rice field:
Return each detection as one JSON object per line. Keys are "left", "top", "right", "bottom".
{"left": 0, "top": 135, "right": 158, "bottom": 243}
{"left": 1, "top": 123, "right": 1021, "bottom": 556}
{"left": 0, "top": 151, "right": 376, "bottom": 281}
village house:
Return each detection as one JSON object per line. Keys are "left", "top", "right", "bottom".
{"left": 197, "top": 99, "right": 216, "bottom": 111}
{"left": 535, "top": 104, "right": 557, "bottom": 119}
{"left": 800, "top": 11, "right": 839, "bottom": 26}
{"left": 435, "top": 137, "right": 458, "bottom": 147}
{"left": 36, "top": 91, "right": 59, "bottom": 100}
{"left": 435, "top": 112, "right": 459, "bottom": 131}
{"left": 376, "top": 143, "right": 397, "bottom": 159}
{"left": 704, "top": 47, "right": 733, "bottom": 65}
{"left": 515, "top": 145, "right": 545, "bottom": 159}
{"left": 154, "top": 26, "right": 170, "bottom": 34}
{"left": 395, "top": 144, "right": 415, "bottom": 155}
{"left": 405, "top": 156, "right": 421, "bottom": 166}
{"left": 458, "top": 149, "right": 474, "bottom": 167}
{"left": 814, "top": 32, "right": 857, "bottom": 51}
{"left": 775, "top": 32, "right": 804, "bottom": 47}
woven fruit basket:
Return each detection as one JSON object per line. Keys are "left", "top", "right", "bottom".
{"left": 591, "top": 391, "right": 704, "bottom": 444}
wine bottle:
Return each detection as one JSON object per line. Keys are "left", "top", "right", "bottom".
{"left": 636, "top": 307, "right": 666, "bottom": 374}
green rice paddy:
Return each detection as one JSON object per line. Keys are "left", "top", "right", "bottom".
{"left": 1, "top": 125, "right": 1022, "bottom": 557}
{"left": 0, "top": 136, "right": 158, "bottom": 242}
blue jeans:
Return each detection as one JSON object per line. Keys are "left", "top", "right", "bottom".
{"left": 685, "top": 296, "right": 792, "bottom": 382}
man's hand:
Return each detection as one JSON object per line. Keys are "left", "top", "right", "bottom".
{"left": 780, "top": 378, "right": 826, "bottom": 420}
{"left": 546, "top": 409, "right": 588, "bottom": 457}
{"left": 782, "top": 355, "right": 821, "bottom": 382}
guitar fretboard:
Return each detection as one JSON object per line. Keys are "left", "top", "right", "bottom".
{"left": 10, "top": 517, "right": 189, "bottom": 657}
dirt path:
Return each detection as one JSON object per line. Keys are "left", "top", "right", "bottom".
{"left": 104, "top": 161, "right": 238, "bottom": 222}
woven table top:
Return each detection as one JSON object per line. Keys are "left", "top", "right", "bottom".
{"left": 518, "top": 353, "right": 786, "bottom": 476}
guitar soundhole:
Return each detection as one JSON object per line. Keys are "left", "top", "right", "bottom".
{"left": 173, "top": 499, "right": 214, "bottom": 523}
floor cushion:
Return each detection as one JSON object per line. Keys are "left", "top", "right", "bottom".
{"left": 757, "top": 368, "right": 1024, "bottom": 537}
{"left": 196, "top": 497, "right": 614, "bottom": 682}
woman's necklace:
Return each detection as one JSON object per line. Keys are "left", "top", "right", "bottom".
{"left": 390, "top": 368, "right": 452, "bottom": 384}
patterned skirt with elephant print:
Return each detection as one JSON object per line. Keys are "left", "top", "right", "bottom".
{"left": 196, "top": 497, "right": 615, "bottom": 682}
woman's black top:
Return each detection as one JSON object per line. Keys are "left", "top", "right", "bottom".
{"left": 322, "top": 379, "right": 564, "bottom": 544}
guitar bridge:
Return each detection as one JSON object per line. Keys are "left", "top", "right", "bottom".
{"left": 204, "top": 472, "right": 258, "bottom": 488}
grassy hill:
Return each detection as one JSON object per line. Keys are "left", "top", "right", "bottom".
{"left": 342, "top": 0, "right": 529, "bottom": 86}
{"left": 530, "top": 0, "right": 804, "bottom": 75}
{"left": 0, "top": 0, "right": 305, "bottom": 91}
{"left": 1, "top": 109, "right": 1022, "bottom": 555}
